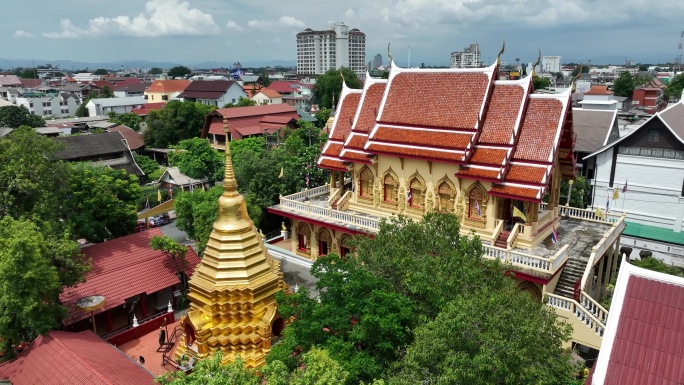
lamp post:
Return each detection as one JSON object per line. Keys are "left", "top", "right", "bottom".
{"left": 566, "top": 179, "right": 574, "bottom": 207}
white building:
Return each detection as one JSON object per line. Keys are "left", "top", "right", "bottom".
{"left": 72, "top": 73, "right": 101, "bottom": 83}
{"left": 15, "top": 92, "right": 79, "bottom": 118}
{"left": 296, "top": 22, "right": 366, "bottom": 78}
{"left": 86, "top": 96, "right": 145, "bottom": 116}
{"left": 542, "top": 56, "right": 561, "bottom": 73}
{"left": 450, "top": 43, "right": 480, "bottom": 68}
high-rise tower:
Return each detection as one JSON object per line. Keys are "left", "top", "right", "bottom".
{"left": 175, "top": 120, "right": 287, "bottom": 368}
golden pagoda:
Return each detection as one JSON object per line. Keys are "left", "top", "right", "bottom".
{"left": 175, "top": 120, "right": 287, "bottom": 368}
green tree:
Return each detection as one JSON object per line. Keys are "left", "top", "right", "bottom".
{"left": 223, "top": 96, "right": 257, "bottom": 108}
{"left": 167, "top": 65, "right": 192, "bottom": 78}
{"left": 76, "top": 100, "right": 89, "bottom": 117}
{"left": 665, "top": 73, "right": 684, "bottom": 101}
{"left": 0, "top": 106, "right": 46, "bottom": 128}
{"left": 169, "top": 138, "right": 224, "bottom": 180}
{"left": 149, "top": 67, "right": 164, "bottom": 75}
{"left": 638, "top": 64, "right": 650, "bottom": 72}
{"left": 150, "top": 235, "right": 190, "bottom": 288}
{"left": 571, "top": 65, "right": 589, "bottom": 77}
{"left": 552, "top": 176, "right": 589, "bottom": 208}
{"left": 314, "top": 108, "right": 331, "bottom": 129}
{"left": 134, "top": 155, "right": 160, "bottom": 178}
{"left": 259, "top": 70, "right": 272, "bottom": 87}
{"left": 64, "top": 163, "right": 143, "bottom": 242}
{"left": 314, "top": 67, "right": 362, "bottom": 109}
{"left": 17, "top": 68, "right": 37, "bottom": 79}
{"left": 173, "top": 186, "right": 223, "bottom": 252}
{"left": 613, "top": 72, "right": 635, "bottom": 97}
{"left": 91, "top": 85, "right": 114, "bottom": 99}
{"left": 632, "top": 257, "right": 684, "bottom": 277}
{"left": 633, "top": 73, "right": 653, "bottom": 88}
{"left": 143, "top": 100, "right": 215, "bottom": 148}
{"left": 109, "top": 112, "right": 143, "bottom": 131}
{"left": 0, "top": 218, "right": 66, "bottom": 359}
{"left": 533, "top": 75, "right": 551, "bottom": 90}
{"left": 94, "top": 69, "right": 109, "bottom": 75}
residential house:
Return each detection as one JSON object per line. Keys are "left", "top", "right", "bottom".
{"left": 579, "top": 86, "right": 624, "bottom": 111}
{"left": 0, "top": 87, "right": 19, "bottom": 103}
{"left": 60, "top": 228, "right": 200, "bottom": 342}
{"left": 0, "top": 331, "right": 155, "bottom": 384}
{"left": 131, "top": 102, "right": 166, "bottom": 118}
{"left": 267, "top": 58, "right": 626, "bottom": 351}
{"left": 200, "top": 104, "right": 300, "bottom": 146}
{"left": 19, "top": 78, "right": 42, "bottom": 89}
{"left": 237, "top": 74, "right": 262, "bottom": 87}
{"left": 113, "top": 81, "right": 151, "bottom": 98}
{"left": 584, "top": 98, "right": 684, "bottom": 264}
{"left": 72, "top": 73, "right": 100, "bottom": 83}
{"left": 15, "top": 92, "right": 79, "bottom": 117}
{"left": 573, "top": 108, "right": 620, "bottom": 181}
{"left": 632, "top": 87, "right": 667, "bottom": 114}
{"left": 587, "top": 259, "right": 684, "bottom": 385}
{"left": 53, "top": 131, "right": 144, "bottom": 177}
{"left": 0, "top": 75, "right": 23, "bottom": 87}
{"left": 177, "top": 80, "right": 246, "bottom": 107}
{"left": 109, "top": 124, "right": 145, "bottom": 154}
{"left": 86, "top": 96, "right": 146, "bottom": 116}
{"left": 144, "top": 79, "right": 191, "bottom": 102}
{"left": 251, "top": 88, "right": 283, "bottom": 105}
{"left": 157, "top": 167, "right": 209, "bottom": 191}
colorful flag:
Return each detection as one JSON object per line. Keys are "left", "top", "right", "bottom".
{"left": 622, "top": 180, "right": 628, "bottom": 193}
{"left": 407, "top": 188, "right": 412, "bottom": 203}
{"left": 606, "top": 198, "right": 610, "bottom": 213}
{"left": 278, "top": 166, "right": 284, "bottom": 178}
{"left": 145, "top": 196, "right": 150, "bottom": 210}
{"left": 551, "top": 225, "right": 558, "bottom": 244}
{"left": 474, "top": 200, "right": 482, "bottom": 216}
{"left": 612, "top": 188, "right": 619, "bottom": 200}
{"left": 513, "top": 205, "right": 527, "bottom": 221}
{"left": 595, "top": 206, "right": 606, "bottom": 220}
{"left": 157, "top": 189, "right": 161, "bottom": 203}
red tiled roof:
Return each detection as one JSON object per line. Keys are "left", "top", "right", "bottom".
{"left": 345, "top": 133, "right": 367, "bottom": 150}
{"left": 318, "top": 157, "right": 347, "bottom": 171}
{"left": 204, "top": 105, "right": 300, "bottom": 138}
{"left": 215, "top": 104, "right": 297, "bottom": 119}
{"left": 355, "top": 83, "right": 386, "bottom": 133}
{"left": 366, "top": 142, "right": 465, "bottom": 163}
{"left": 0, "top": 331, "right": 154, "bottom": 384}
{"left": 109, "top": 125, "right": 144, "bottom": 150}
{"left": 321, "top": 142, "right": 344, "bottom": 159}
{"left": 146, "top": 80, "right": 191, "bottom": 93}
{"left": 506, "top": 164, "right": 548, "bottom": 185}
{"left": 379, "top": 72, "right": 491, "bottom": 130}
{"left": 268, "top": 81, "right": 303, "bottom": 94}
{"left": 488, "top": 184, "right": 542, "bottom": 201}
{"left": 513, "top": 98, "right": 564, "bottom": 163}
{"left": 258, "top": 88, "right": 282, "bottom": 98}
{"left": 130, "top": 102, "right": 166, "bottom": 116}
{"left": 469, "top": 147, "right": 508, "bottom": 167}
{"left": 59, "top": 228, "right": 200, "bottom": 325}
{"left": 19, "top": 78, "right": 42, "bottom": 88}
{"left": 330, "top": 93, "right": 362, "bottom": 141}
{"left": 479, "top": 83, "right": 526, "bottom": 144}
{"left": 370, "top": 126, "right": 474, "bottom": 150}
{"left": 455, "top": 166, "right": 501, "bottom": 181}
{"left": 584, "top": 85, "right": 613, "bottom": 96}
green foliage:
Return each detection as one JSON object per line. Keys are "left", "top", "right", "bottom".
{"left": 64, "top": 163, "right": 142, "bottom": 242}
{"left": 0, "top": 218, "right": 66, "bottom": 359}
{"left": 169, "top": 138, "right": 224, "bottom": 180}
{"left": 313, "top": 108, "right": 331, "bottom": 129}
{"left": 149, "top": 67, "right": 164, "bottom": 75}
{"left": 167, "top": 66, "right": 192, "bottom": 78}
{"left": 76, "top": 100, "right": 89, "bottom": 117}
{"left": 150, "top": 236, "right": 189, "bottom": 287}
{"left": 94, "top": 68, "right": 109, "bottom": 75}
{"left": 259, "top": 70, "right": 272, "bottom": 87}
{"left": 0, "top": 105, "right": 46, "bottom": 128}
{"left": 533, "top": 75, "right": 551, "bottom": 90}
{"left": 17, "top": 68, "right": 38, "bottom": 79}
{"left": 314, "top": 67, "right": 362, "bottom": 109}
{"left": 613, "top": 72, "right": 635, "bottom": 97}
{"left": 633, "top": 73, "right": 654, "bottom": 88}
{"left": 134, "top": 155, "right": 160, "bottom": 178}
{"left": 223, "top": 96, "right": 257, "bottom": 108}
{"left": 109, "top": 112, "right": 143, "bottom": 131}
{"left": 665, "top": 73, "right": 684, "bottom": 101}
{"left": 173, "top": 186, "right": 223, "bottom": 252}
{"left": 631, "top": 257, "right": 684, "bottom": 277}
{"left": 560, "top": 176, "right": 589, "bottom": 208}
{"left": 571, "top": 66, "right": 589, "bottom": 77}
{"left": 143, "top": 100, "right": 215, "bottom": 148}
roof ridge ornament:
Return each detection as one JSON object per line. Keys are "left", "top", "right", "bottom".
{"left": 496, "top": 39, "right": 505, "bottom": 67}
{"left": 571, "top": 64, "right": 583, "bottom": 94}
{"left": 532, "top": 49, "right": 541, "bottom": 78}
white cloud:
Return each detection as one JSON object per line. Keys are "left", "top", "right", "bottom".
{"left": 247, "top": 15, "right": 306, "bottom": 31}
{"left": 43, "top": 0, "right": 220, "bottom": 38}
{"left": 13, "top": 30, "right": 33, "bottom": 38}
{"left": 226, "top": 20, "right": 243, "bottom": 32}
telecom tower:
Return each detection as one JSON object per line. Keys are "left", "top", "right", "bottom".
{"left": 676, "top": 31, "right": 683, "bottom": 72}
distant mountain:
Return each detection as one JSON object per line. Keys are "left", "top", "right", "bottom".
{"left": 0, "top": 58, "right": 296, "bottom": 71}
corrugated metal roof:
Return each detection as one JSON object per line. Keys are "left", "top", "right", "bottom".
{"left": 623, "top": 221, "right": 684, "bottom": 246}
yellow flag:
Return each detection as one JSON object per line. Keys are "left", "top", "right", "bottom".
{"left": 612, "top": 188, "right": 619, "bottom": 200}
{"left": 595, "top": 206, "right": 606, "bottom": 220}
{"left": 513, "top": 205, "right": 527, "bottom": 221}
{"left": 157, "top": 189, "right": 162, "bottom": 203}
{"left": 278, "top": 166, "right": 284, "bottom": 178}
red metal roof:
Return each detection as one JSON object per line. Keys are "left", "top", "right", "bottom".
{"left": 146, "top": 79, "right": 190, "bottom": 93}
{"left": 59, "top": 228, "right": 200, "bottom": 325}
{"left": 130, "top": 102, "right": 166, "bottom": 116}
{"left": 0, "top": 331, "right": 154, "bottom": 384}
{"left": 109, "top": 125, "right": 144, "bottom": 150}
{"left": 268, "top": 81, "right": 304, "bottom": 94}
{"left": 204, "top": 104, "right": 300, "bottom": 139}
{"left": 584, "top": 85, "right": 614, "bottom": 96}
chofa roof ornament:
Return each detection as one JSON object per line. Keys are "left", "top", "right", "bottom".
{"left": 531, "top": 49, "right": 541, "bottom": 78}
{"left": 496, "top": 38, "right": 505, "bottom": 67}
{"left": 571, "top": 64, "right": 583, "bottom": 94}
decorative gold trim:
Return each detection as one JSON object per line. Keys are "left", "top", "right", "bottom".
{"left": 571, "top": 64, "right": 583, "bottom": 94}
{"left": 532, "top": 49, "right": 541, "bottom": 77}
{"left": 427, "top": 161, "right": 433, "bottom": 174}
{"left": 496, "top": 39, "right": 505, "bottom": 67}
{"left": 387, "top": 42, "right": 393, "bottom": 65}
{"left": 399, "top": 157, "right": 404, "bottom": 170}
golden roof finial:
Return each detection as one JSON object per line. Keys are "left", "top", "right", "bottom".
{"left": 340, "top": 68, "right": 346, "bottom": 87}
{"left": 387, "top": 42, "right": 393, "bottom": 66}
{"left": 496, "top": 38, "right": 505, "bottom": 67}
{"left": 571, "top": 64, "right": 583, "bottom": 94}
{"left": 221, "top": 118, "right": 238, "bottom": 195}
{"left": 532, "top": 49, "right": 541, "bottom": 77}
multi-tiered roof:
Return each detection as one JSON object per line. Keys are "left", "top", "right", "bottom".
{"left": 318, "top": 55, "right": 576, "bottom": 202}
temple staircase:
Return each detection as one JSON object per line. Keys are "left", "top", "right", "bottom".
{"left": 494, "top": 231, "right": 510, "bottom": 249}
{"left": 554, "top": 255, "right": 589, "bottom": 299}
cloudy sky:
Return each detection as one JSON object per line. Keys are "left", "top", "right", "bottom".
{"left": 3, "top": 0, "right": 683, "bottom": 67}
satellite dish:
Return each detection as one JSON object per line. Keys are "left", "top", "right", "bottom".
{"left": 76, "top": 295, "right": 106, "bottom": 312}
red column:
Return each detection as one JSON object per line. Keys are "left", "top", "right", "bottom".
{"left": 140, "top": 293, "right": 147, "bottom": 318}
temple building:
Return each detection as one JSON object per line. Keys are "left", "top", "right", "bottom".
{"left": 175, "top": 120, "right": 287, "bottom": 368}
{"left": 268, "top": 48, "right": 626, "bottom": 351}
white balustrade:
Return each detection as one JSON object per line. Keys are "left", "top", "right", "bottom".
{"left": 546, "top": 293, "right": 606, "bottom": 337}
{"left": 551, "top": 244, "right": 570, "bottom": 272}
{"left": 482, "top": 245, "right": 553, "bottom": 274}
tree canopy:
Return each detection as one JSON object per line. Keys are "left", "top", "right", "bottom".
{"left": 314, "top": 67, "right": 362, "bottom": 109}
{"left": 613, "top": 72, "right": 635, "bottom": 97}
{"left": 0, "top": 106, "right": 46, "bottom": 128}
{"left": 533, "top": 75, "right": 551, "bottom": 90}
{"left": 16, "top": 68, "right": 38, "bottom": 79}
{"left": 571, "top": 65, "right": 590, "bottom": 77}
{"left": 149, "top": 67, "right": 164, "bottom": 75}
{"left": 223, "top": 96, "right": 257, "bottom": 108}
{"left": 665, "top": 73, "right": 684, "bottom": 101}
{"left": 108, "top": 112, "right": 142, "bottom": 131}
{"left": 169, "top": 138, "right": 224, "bottom": 181}
{"left": 168, "top": 66, "right": 192, "bottom": 78}
{"left": 314, "top": 108, "right": 331, "bottom": 129}
{"left": 143, "top": 101, "right": 215, "bottom": 148}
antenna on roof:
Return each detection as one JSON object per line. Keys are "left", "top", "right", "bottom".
{"left": 496, "top": 39, "right": 505, "bottom": 67}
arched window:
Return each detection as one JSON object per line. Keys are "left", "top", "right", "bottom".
{"left": 438, "top": 181, "right": 455, "bottom": 212}
{"left": 297, "top": 223, "right": 311, "bottom": 253}
{"left": 359, "top": 167, "right": 373, "bottom": 200}
{"left": 468, "top": 184, "right": 486, "bottom": 220}
{"left": 383, "top": 173, "right": 398, "bottom": 202}
{"left": 318, "top": 228, "right": 332, "bottom": 256}
{"left": 408, "top": 176, "right": 425, "bottom": 208}
{"left": 340, "top": 234, "right": 353, "bottom": 259}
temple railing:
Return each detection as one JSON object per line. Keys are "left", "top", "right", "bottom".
{"left": 336, "top": 190, "right": 352, "bottom": 211}
{"left": 492, "top": 219, "right": 504, "bottom": 242}
{"left": 546, "top": 293, "right": 604, "bottom": 350}
{"left": 279, "top": 197, "right": 381, "bottom": 231}
{"left": 506, "top": 223, "right": 523, "bottom": 249}
{"left": 558, "top": 205, "right": 622, "bottom": 224}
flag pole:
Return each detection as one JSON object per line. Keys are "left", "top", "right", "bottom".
{"left": 621, "top": 189, "right": 626, "bottom": 213}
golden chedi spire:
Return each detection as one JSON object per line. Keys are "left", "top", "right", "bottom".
{"left": 176, "top": 118, "right": 287, "bottom": 368}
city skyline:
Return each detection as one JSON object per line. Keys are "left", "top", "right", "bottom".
{"left": 2, "top": 0, "right": 683, "bottom": 67}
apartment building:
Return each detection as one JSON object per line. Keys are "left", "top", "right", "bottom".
{"left": 15, "top": 92, "right": 79, "bottom": 117}
{"left": 450, "top": 43, "right": 480, "bottom": 68}
{"left": 296, "top": 22, "right": 366, "bottom": 78}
